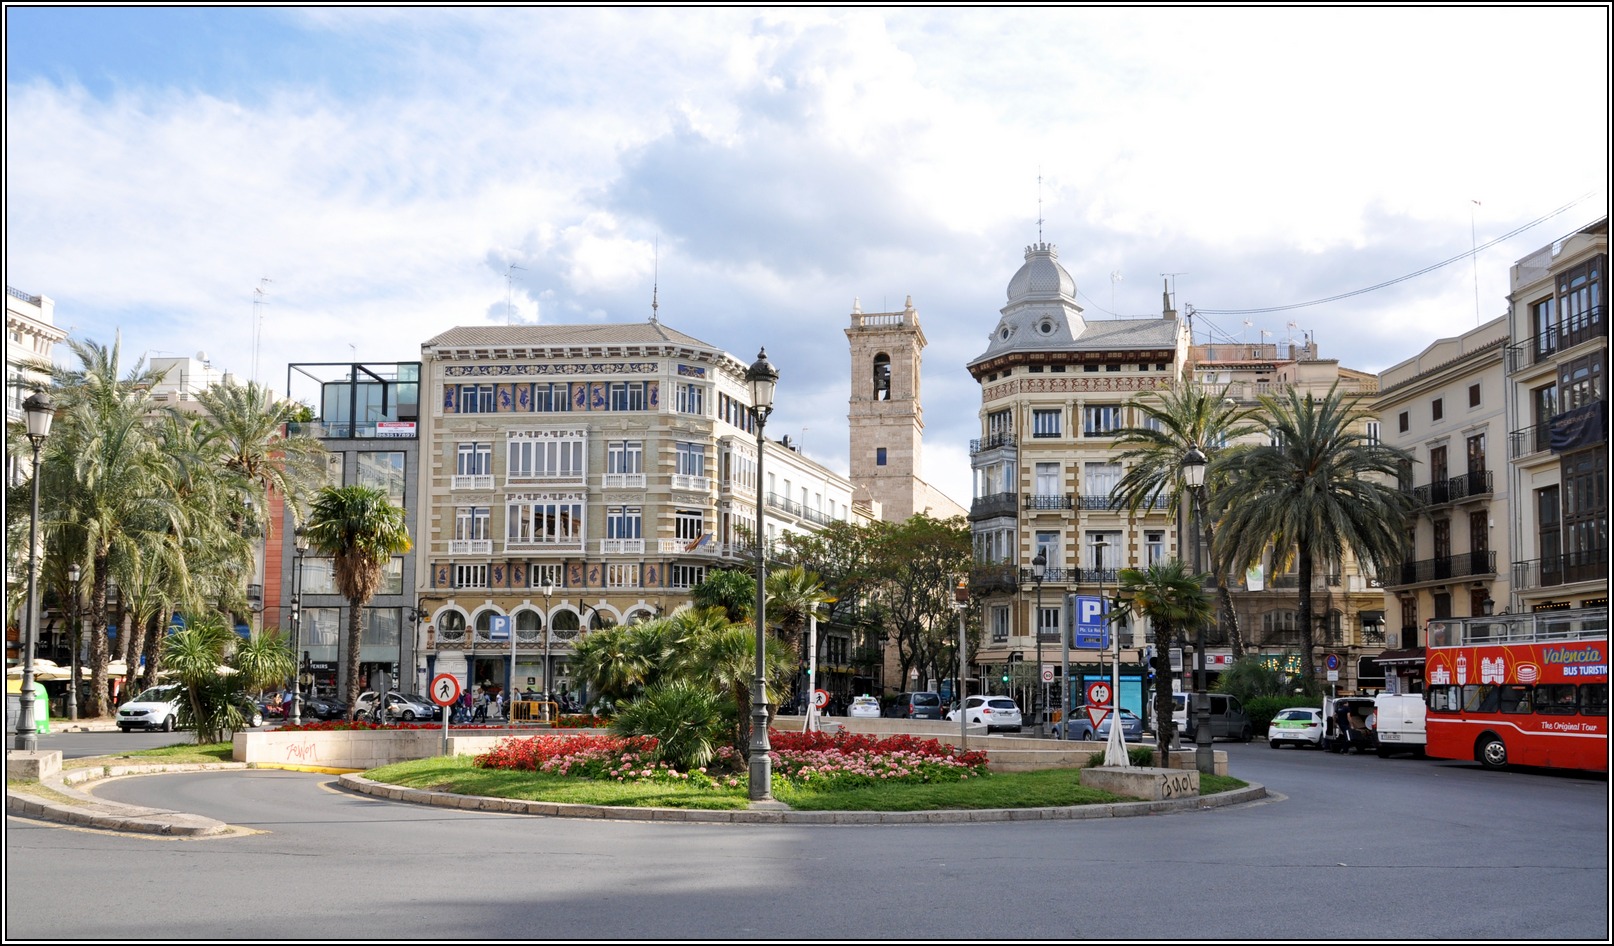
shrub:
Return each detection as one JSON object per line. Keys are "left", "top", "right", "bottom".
{"left": 1084, "top": 746, "right": 1156, "bottom": 768}
{"left": 612, "top": 680, "right": 732, "bottom": 771}
{"left": 1244, "top": 695, "right": 1322, "bottom": 735}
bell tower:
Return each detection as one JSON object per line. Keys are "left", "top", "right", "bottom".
{"left": 846, "top": 296, "right": 926, "bottom": 521}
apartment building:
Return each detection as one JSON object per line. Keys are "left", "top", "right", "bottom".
{"left": 5, "top": 285, "right": 67, "bottom": 485}
{"left": 1502, "top": 218, "right": 1607, "bottom": 614}
{"left": 1192, "top": 337, "right": 1388, "bottom": 693}
{"left": 965, "top": 243, "right": 1190, "bottom": 715}
{"left": 415, "top": 321, "right": 866, "bottom": 703}
{"left": 1373, "top": 317, "right": 1511, "bottom": 693}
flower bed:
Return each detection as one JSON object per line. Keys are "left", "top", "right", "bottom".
{"left": 274, "top": 720, "right": 511, "bottom": 733}
{"left": 471, "top": 729, "right": 988, "bottom": 792}
{"left": 768, "top": 730, "right": 989, "bottom": 787}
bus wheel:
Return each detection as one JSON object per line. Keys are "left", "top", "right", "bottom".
{"left": 1478, "top": 734, "right": 1509, "bottom": 770}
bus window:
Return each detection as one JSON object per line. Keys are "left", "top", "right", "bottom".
{"left": 1462, "top": 684, "right": 1499, "bottom": 713}
{"left": 1428, "top": 686, "right": 1461, "bottom": 713}
{"left": 1537, "top": 684, "right": 1578, "bottom": 715}
{"left": 1582, "top": 683, "right": 1608, "bottom": 717}
{"left": 1498, "top": 685, "right": 1533, "bottom": 714}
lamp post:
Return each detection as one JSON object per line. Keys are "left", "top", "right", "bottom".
{"left": 745, "top": 347, "right": 778, "bottom": 802}
{"left": 290, "top": 527, "right": 308, "bottom": 725}
{"left": 15, "top": 389, "right": 55, "bottom": 752}
{"left": 1180, "top": 445, "right": 1214, "bottom": 775}
{"left": 66, "top": 563, "right": 81, "bottom": 722}
{"left": 542, "top": 579, "right": 555, "bottom": 714}
{"left": 1030, "top": 548, "right": 1046, "bottom": 736}
{"left": 953, "top": 577, "right": 969, "bottom": 751}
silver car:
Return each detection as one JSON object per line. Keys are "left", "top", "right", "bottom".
{"left": 354, "top": 690, "right": 440, "bottom": 721}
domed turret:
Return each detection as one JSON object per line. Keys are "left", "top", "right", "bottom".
{"left": 1005, "top": 243, "right": 1077, "bottom": 305}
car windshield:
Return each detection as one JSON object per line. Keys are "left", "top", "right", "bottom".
{"left": 131, "top": 687, "right": 177, "bottom": 703}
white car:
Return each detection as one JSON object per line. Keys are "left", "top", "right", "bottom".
{"left": 354, "top": 691, "right": 440, "bottom": 721}
{"left": 117, "top": 685, "right": 183, "bottom": 732}
{"left": 946, "top": 695, "right": 1023, "bottom": 733}
{"left": 1268, "top": 707, "right": 1326, "bottom": 748}
{"left": 848, "top": 695, "right": 882, "bottom": 718}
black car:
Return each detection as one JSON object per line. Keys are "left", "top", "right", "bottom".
{"left": 297, "top": 695, "right": 349, "bottom": 721}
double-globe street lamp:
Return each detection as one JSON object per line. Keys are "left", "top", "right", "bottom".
{"left": 1180, "top": 445, "right": 1215, "bottom": 775}
{"left": 14, "top": 389, "right": 55, "bottom": 752}
{"left": 67, "top": 563, "right": 81, "bottom": 722}
{"left": 745, "top": 348, "right": 778, "bottom": 802}
{"left": 290, "top": 527, "right": 309, "bottom": 725}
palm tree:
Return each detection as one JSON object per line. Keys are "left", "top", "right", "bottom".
{"left": 570, "top": 621, "right": 654, "bottom": 710}
{"left": 39, "top": 339, "right": 180, "bottom": 716}
{"left": 1114, "top": 560, "right": 1215, "bottom": 753}
{"left": 1212, "top": 384, "right": 1414, "bottom": 685}
{"left": 1111, "top": 382, "right": 1261, "bottom": 657}
{"left": 765, "top": 565, "right": 832, "bottom": 703}
{"left": 301, "top": 485, "right": 412, "bottom": 715}
{"left": 192, "top": 380, "right": 328, "bottom": 535}
{"left": 161, "top": 612, "right": 293, "bottom": 744}
{"left": 694, "top": 621, "right": 793, "bottom": 759}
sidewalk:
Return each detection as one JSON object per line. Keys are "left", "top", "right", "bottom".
{"left": 49, "top": 717, "right": 122, "bottom": 733}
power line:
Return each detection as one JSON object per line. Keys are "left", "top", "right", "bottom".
{"left": 1194, "top": 192, "right": 1596, "bottom": 316}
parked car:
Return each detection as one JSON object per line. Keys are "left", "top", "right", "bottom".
{"left": 1170, "top": 692, "right": 1254, "bottom": 743}
{"left": 117, "top": 685, "right": 183, "bottom": 732}
{"left": 1267, "top": 707, "right": 1326, "bottom": 749}
{"left": 117, "top": 685, "right": 262, "bottom": 731}
{"left": 354, "top": 691, "right": 440, "bottom": 722}
{"left": 1096, "top": 708, "right": 1145, "bottom": 742}
{"left": 298, "top": 695, "right": 349, "bottom": 721}
{"left": 946, "top": 695, "right": 1022, "bottom": 733}
{"left": 883, "top": 691, "right": 944, "bottom": 720}
{"left": 848, "top": 695, "right": 882, "bottom": 719}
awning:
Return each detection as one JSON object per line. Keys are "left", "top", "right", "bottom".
{"left": 1373, "top": 647, "right": 1426, "bottom": 665}
{"left": 1359, "top": 610, "right": 1385, "bottom": 624}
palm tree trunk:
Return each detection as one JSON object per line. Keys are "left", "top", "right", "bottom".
{"left": 1298, "top": 547, "right": 1317, "bottom": 683}
{"left": 125, "top": 609, "right": 149, "bottom": 699}
{"left": 1153, "top": 625, "right": 1177, "bottom": 758}
{"left": 141, "top": 614, "right": 163, "bottom": 692}
{"left": 115, "top": 594, "right": 131, "bottom": 673}
{"left": 87, "top": 559, "right": 110, "bottom": 717}
{"left": 344, "top": 597, "right": 364, "bottom": 718}
{"left": 1219, "top": 585, "right": 1245, "bottom": 660}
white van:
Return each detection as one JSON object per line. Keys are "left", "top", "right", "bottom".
{"left": 1170, "top": 692, "right": 1253, "bottom": 742}
{"left": 1373, "top": 693, "right": 1426, "bottom": 758}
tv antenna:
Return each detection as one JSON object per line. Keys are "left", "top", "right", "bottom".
{"left": 505, "top": 263, "right": 526, "bottom": 325}
{"left": 251, "top": 278, "right": 272, "bottom": 384}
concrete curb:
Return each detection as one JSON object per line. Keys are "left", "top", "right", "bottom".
{"left": 6, "top": 761, "right": 246, "bottom": 837}
{"left": 8, "top": 760, "right": 1267, "bottom": 833}
{"left": 335, "top": 772, "right": 1268, "bottom": 825}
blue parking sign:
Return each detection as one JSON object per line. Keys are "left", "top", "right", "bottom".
{"left": 489, "top": 615, "right": 510, "bottom": 642}
{"left": 1070, "top": 595, "right": 1109, "bottom": 650}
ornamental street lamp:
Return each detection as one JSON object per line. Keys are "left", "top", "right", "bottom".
{"left": 1180, "top": 445, "right": 1214, "bottom": 775}
{"left": 15, "top": 389, "right": 55, "bottom": 752}
{"left": 952, "top": 578, "right": 969, "bottom": 751}
{"left": 1030, "top": 548, "right": 1047, "bottom": 736}
{"left": 542, "top": 578, "right": 555, "bottom": 716}
{"left": 745, "top": 347, "right": 778, "bottom": 802}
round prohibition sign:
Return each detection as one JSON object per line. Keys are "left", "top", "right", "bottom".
{"left": 430, "top": 673, "right": 462, "bottom": 707}
{"left": 812, "top": 688, "right": 830, "bottom": 709}
{"left": 1085, "top": 681, "right": 1113, "bottom": 707}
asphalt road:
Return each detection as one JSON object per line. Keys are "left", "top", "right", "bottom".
{"left": 5, "top": 737, "right": 1608, "bottom": 941}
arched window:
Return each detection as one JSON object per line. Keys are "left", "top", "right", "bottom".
{"left": 626, "top": 607, "right": 656, "bottom": 625}
{"left": 436, "top": 609, "right": 468, "bottom": 644}
{"left": 514, "top": 608, "right": 543, "bottom": 644}
{"left": 872, "top": 353, "right": 891, "bottom": 400}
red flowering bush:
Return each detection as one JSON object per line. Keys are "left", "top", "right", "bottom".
{"left": 767, "top": 729, "right": 990, "bottom": 787}
{"left": 474, "top": 733, "right": 735, "bottom": 788}
{"left": 274, "top": 720, "right": 508, "bottom": 733}
{"left": 553, "top": 714, "right": 610, "bottom": 729}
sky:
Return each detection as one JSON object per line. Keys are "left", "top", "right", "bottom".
{"left": 6, "top": 6, "right": 1609, "bottom": 508}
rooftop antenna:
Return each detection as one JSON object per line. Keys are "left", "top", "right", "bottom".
{"left": 1036, "top": 169, "right": 1044, "bottom": 243}
{"left": 349, "top": 342, "right": 357, "bottom": 363}
{"left": 505, "top": 263, "right": 526, "bottom": 325}
{"left": 650, "top": 237, "right": 660, "bottom": 324}
{"left": 251, "top": 278, "right": 272, "bottom": 385}
{"left": 1470, "top": 199, "right": 1482, "bottom": 325}
{"left": 1161, "top": 273, "right": 1185, "bottom": 314}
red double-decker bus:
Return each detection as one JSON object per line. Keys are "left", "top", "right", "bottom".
{"left": 1424, "top": 608, "right": 1608, "bottom": 773}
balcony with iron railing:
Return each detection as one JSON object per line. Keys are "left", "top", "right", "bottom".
{"left": 969, "top": 563, "right": 1019, "bottom": 595}
{"left": 1509, "top": 424, "right": 1552, "bottom": 459}
{"left": 1505, "top": 309, "right": 1607, "bottom": 373}
{"left": 969, "top": 491, "right": 1018, "bottom": 521}
{"left": 1267, "top": 574, "right": 1344, "bottom": 589}
{"left": 766, "top": 492, "right": 837, "bottom": 527}
{"left": 970, "top": 432, "right": 1016, "bottom": 455}
{"left": 1391, "top": 550, "right": 1497, "bottom": 586}
{"left": 1512, "top": 547, "right": 1609, "bottom": 590}
{"left": 1024, "top": 493, "right": 1074, "bottom": 511}
{"left": 1408, "top": 469, "right": 1494, "bottom": 507}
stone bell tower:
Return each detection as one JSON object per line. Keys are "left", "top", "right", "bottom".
{"left": 846, "top": 296, "right": 927, "bottom": 521}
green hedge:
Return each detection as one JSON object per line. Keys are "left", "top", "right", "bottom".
{"left": 1244, "top": 695, "right": 1323, "bottom": 735}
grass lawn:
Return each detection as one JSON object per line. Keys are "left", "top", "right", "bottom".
{"left": 62, "top": 742, "right": 235, "bottom": 769}
{"left": 367, "top": 756, "right": 1247, "bottom": 811}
